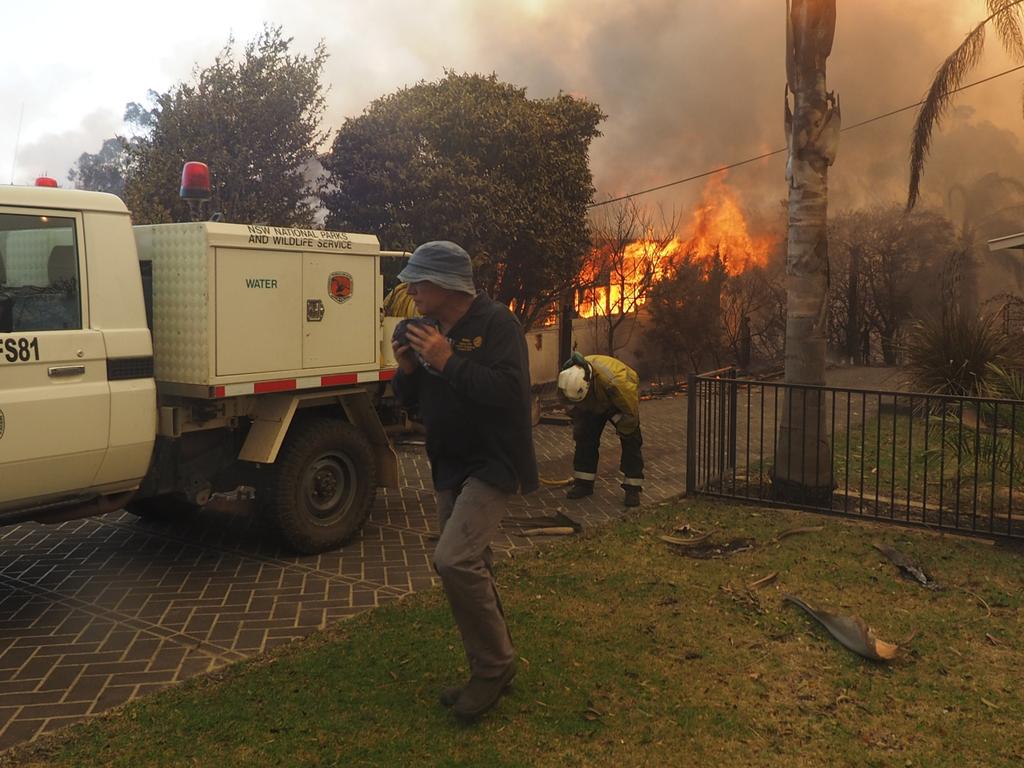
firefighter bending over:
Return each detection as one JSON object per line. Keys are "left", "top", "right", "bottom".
{"left": 557, "top": 353, "right": 644, "bottom": 507}
{"left": 383, "top": 281, "right": 417, "bottom": 318}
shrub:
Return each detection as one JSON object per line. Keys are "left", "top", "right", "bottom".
{"left": 905, "top": 311, "right": 1019, "bottom": 397}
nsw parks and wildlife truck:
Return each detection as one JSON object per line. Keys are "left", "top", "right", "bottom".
{"left": 0, "top": 173, "right": 406, "bottom": 554}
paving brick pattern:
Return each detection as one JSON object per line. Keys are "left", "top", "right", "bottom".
{"left": 0, "top": 396, "right": 685, "bottom": 751}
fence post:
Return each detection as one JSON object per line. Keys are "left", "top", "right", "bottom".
{"left": 717, "top": 375, "right": 727, "bottom": 484}
{"left": 686, "top": 373, "right": 697, "bottom": 495}
{"left": 728, "top": 367, "right": 738, "bottom": 471}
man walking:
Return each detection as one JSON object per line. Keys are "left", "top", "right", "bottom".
{"left": 557, "top": 352, "right": 645, "bottom": 507}
{"left": 391, "top": 241, "right": 538, "bottom": 722}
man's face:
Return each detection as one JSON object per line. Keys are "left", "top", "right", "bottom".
{"left": 405, "top": 280, "right": 450, "bottom": 318}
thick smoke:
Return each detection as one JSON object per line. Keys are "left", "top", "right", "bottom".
{"left": 13, "top": 0, "right": 1024, "bottom": 226}
{"left": 448, "top": 0, "right": 1024, "bottom": 216}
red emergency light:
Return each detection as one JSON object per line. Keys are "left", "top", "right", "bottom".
{"left": 180, "top": 161, "right": 211, "bottom": 201}
{"left": 35, "top": 176, "right": 58, "bottom": 187}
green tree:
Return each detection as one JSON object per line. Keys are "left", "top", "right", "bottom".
{"left": 69, "top": 136, "right": 129, "bottom": 196}
{"left": 124, "top": 26, "right": 328, "bottom": 225}
{"left": 321, "top": 72, "right": 605, "bottom": 329}
{"left": 909, "top": 1, "right": 1024, "bottom": 208}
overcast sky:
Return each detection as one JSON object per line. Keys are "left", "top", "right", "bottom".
{"left": 4, "top": 0, "right": 1023, "bottom": 217}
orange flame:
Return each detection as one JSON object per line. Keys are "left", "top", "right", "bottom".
{"left": 678, "top": 173, "right": 774, "bottom": 276}
{"left": 576, "top": 175, "right": 777, "bottom": 318}
{"left": 576, "top": 239, "right": 676, "bottom": 319}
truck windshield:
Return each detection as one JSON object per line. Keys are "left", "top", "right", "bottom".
{"left": 0, "top": 213, "right": 80, "bottom": 333}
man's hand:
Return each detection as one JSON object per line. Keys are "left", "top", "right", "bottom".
{"left": 406, "top": 323, "right": 453, "bottom": 371}
{"left": 391, "top": 339, "right": 419, "bottom": 375}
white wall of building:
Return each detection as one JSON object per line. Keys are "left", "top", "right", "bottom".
{"left": 528, "top": 312, "right": 656, "bottom": 385}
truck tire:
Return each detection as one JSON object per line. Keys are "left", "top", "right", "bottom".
{"left": 125, "top": 494, "right": 199, "bottom": 521}
{"left": 265, "top": 418, "right": 376, "bottom": 554}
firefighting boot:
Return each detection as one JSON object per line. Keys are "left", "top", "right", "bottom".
{"left": 623, "top": 487, "right": 641, "bottom": 507}
{"left": 566, "top": 480, "right": 594, "bottom": 499}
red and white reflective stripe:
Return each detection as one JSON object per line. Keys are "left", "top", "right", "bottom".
{"left": 212, "top": 368, "right": 396, "bottom": 398}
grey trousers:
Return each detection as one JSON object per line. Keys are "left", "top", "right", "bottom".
{"left": 434, "top": 477, "right": 516, "bottom": 678}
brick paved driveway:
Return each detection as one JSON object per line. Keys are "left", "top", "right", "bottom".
{"left": 0, "top": 396, "right": 685, "bottom": 751}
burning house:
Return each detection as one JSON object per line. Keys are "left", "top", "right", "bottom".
{"left": 527, "top": 174, "right": 782, "bottom": 385}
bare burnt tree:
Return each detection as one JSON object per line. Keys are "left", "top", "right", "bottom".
{"left": 720, "top": 264, "right": 787, "bottom": 370}
{"left": 828, "top": 206, "right": 960, "bottom": 365}
{"left": 827, "top": 211, "right": 868, "bottom": 363}
{"left": 583, "top": 199, "right": 679, "bottom": 355}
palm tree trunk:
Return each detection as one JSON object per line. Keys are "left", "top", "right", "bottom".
{"left": 773, "top": 0, "right": 840, "bottom": 504}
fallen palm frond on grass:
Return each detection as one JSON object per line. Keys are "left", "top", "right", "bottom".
{"left": 661, "top": 531, "right": 756, "bottom": 559}
{"left": 873, "top": 542, "right": 940, "bottom": 589}
{"left": 784, "top": 595, "right": 900, "bottom": 662}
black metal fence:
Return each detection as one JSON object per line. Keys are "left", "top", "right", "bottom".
{"left": 686, "top": 368, "right": 1024, "bottom": 540}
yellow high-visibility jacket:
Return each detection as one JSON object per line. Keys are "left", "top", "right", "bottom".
{"left": 575, "top": 354, "right": 641, "bottom": 434}
{"left": 383, "top": 283, "right": 418, "bottom": 318}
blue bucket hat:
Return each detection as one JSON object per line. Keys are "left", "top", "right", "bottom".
{"left": 397, "top": 241, "right": 476, "bottom": 296}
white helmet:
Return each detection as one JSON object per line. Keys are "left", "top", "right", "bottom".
{"left": 558, "top": 364, "right": 591, "bottom": 402}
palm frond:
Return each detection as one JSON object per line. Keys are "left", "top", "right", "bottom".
{"left": 939, "top": 419, "right": 1024, "bottom": 478}
{"left": 930, "top": 358, "right": 1024, "bottom": 481}
{"left": 988, "top": 0, "right": 1024, "bottom": 60}
{"left": 908, "top": 22, "right": 987, "bottom": 210}
{"left": 909, "top": 0, "right": 1024, "bottom": 209}
{"left": 985, "top": 362, "right": 1024, "bottom": 401}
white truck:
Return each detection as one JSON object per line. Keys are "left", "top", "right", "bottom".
{"left": 0, "top": 178, "right": 406, "bottom": 554}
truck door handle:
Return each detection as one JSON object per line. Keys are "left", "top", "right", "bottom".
{"left": 48, "top": 365, "right": 86, "bottom": 378}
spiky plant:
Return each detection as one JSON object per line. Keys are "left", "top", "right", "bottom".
{"left": 905, "top": 311, "right": 1018, "bottom": 397}
{"left": 908, "top": 0, "right": 1024, "bottom": 209}
{"left": 936, "top": 363, "right": 1024, "bottom": 488}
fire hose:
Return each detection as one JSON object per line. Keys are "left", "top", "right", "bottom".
{"left": 539, "top": 475, "right": 574, "bottom": 487}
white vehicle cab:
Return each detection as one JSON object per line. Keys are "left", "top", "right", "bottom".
{"left": 0, "top": 166, "right": 403, "bottom": 554}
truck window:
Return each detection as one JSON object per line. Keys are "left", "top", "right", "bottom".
{"left": 0, "top": 213, "right": 81, "bottom": 333}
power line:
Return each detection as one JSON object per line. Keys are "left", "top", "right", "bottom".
{"left": 589, "top": 62, "right": 1024, "bottom": 208}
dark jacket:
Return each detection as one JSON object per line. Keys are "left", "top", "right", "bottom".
{"left": 393, "top": 294, "right": 539, "bottom": 495}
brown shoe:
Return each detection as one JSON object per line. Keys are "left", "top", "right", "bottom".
{"left": 439, "top": 685, "right": 463, "bottom": 707}
{"left": 452, "top": 659, "right": 518, "bottom": 722}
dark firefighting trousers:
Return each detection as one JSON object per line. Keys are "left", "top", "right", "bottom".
{"left": 571, "top": 410, "right": 644, "bottom": 490}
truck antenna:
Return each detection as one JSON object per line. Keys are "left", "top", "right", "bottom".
{"left": 9, "top": 103, "right": 24, "bottom": 185}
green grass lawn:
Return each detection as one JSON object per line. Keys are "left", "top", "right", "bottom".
{"left": 742, "top": 403, "right": 1019, "bottom": 534}
{"left": 831, "top": 408, "right": 1006, "bottom": 506}
{"left": 5, "top": 500, "right": 1023, "bottom": 768}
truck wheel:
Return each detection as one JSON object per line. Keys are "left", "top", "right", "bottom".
{"left": 125, "top": 494, "right": 199, "bottom": 521}
{"left": 266, "top": 419, "right": 376, "bottom": 554}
